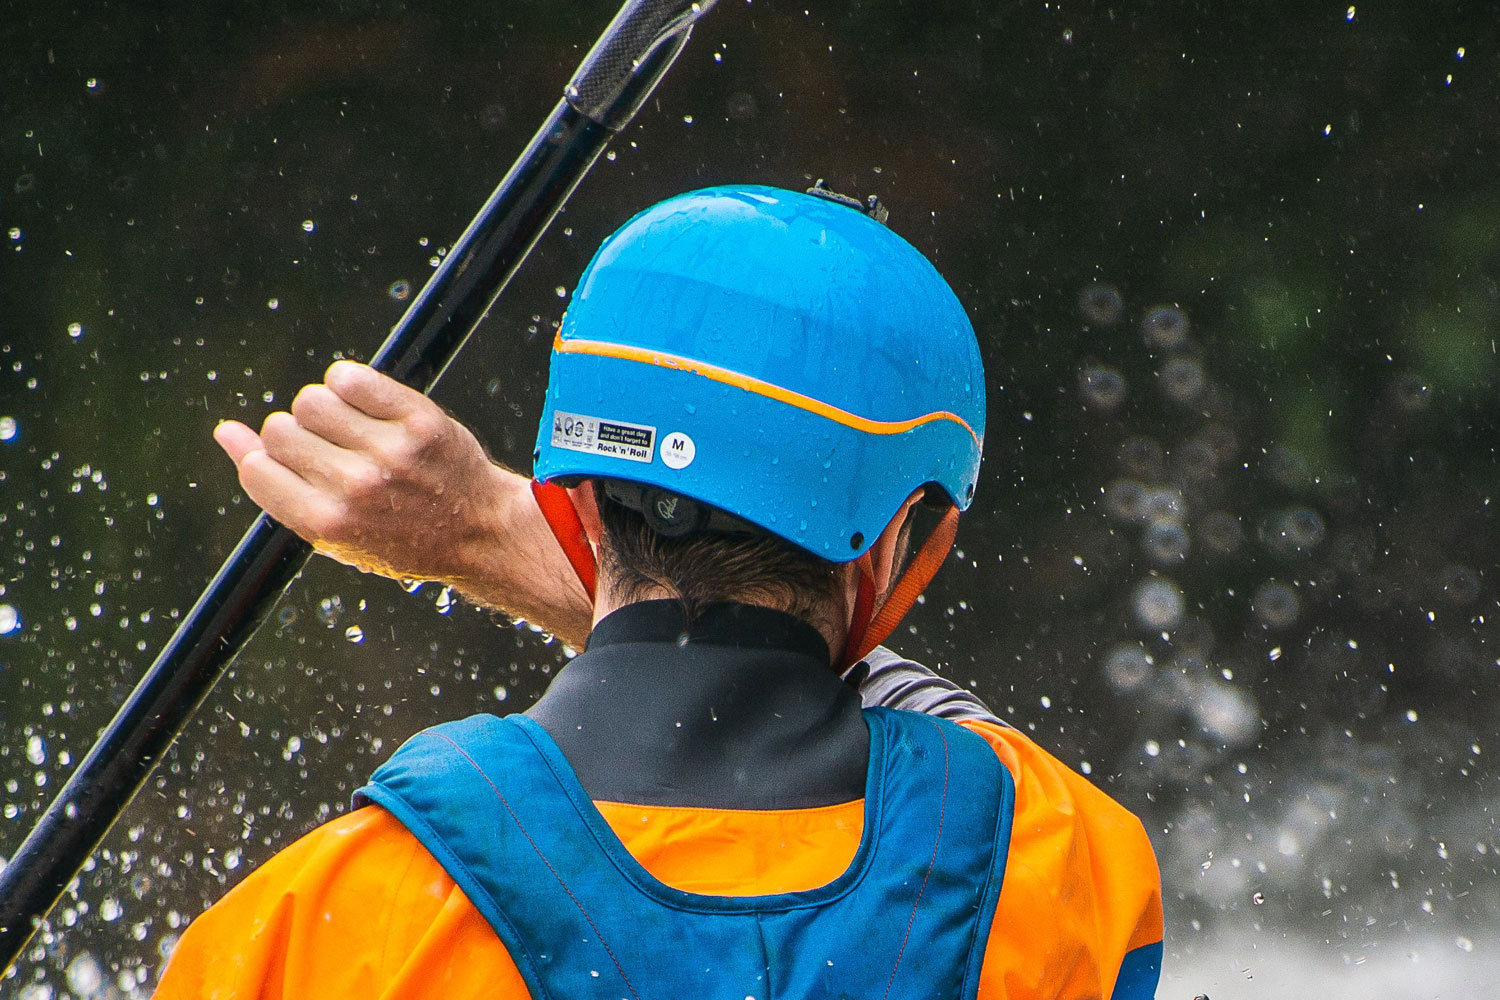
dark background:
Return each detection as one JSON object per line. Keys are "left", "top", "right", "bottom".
{"left": 2, "top": 2, "right": 1497, "bottom": 996}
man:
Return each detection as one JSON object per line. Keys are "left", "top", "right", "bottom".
{"left": 156, "top": 185, "right": 1163, "bottom": 999}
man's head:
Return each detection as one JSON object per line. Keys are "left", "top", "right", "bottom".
{"left": 531, "top": 185, "right": 985, "bottom": 661}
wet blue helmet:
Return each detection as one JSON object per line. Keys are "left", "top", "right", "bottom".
{"left": 533, "top": 184, "right": 985, "bottom": 561}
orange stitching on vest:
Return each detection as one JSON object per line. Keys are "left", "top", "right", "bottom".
{"left": 425, "top": 730, "right": 640, "bottom": 1000}
{"left": 883, "top": 717, "right": 951, "bottom": 1000}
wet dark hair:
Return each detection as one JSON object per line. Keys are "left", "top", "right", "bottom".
{"left": 593, "top": 484, "right": 846, "bottom": 635}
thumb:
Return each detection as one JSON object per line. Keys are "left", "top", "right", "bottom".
{"left": 213, "top": 420, "right": 265, "bottom": 467}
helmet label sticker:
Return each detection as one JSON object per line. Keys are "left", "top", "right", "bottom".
{"left": 660, "top": 432, "right": 696, "bottom": 470}
{"left": 550, "top": 411, "right": 656, "bottom": 464}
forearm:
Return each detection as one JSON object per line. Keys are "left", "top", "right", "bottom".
{"left": 442, "top": 461, "right": 593, "bottom": 649}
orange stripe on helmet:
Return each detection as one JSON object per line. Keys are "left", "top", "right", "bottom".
{"left": 553, "top": 335, "right": 981, "bottom": 446}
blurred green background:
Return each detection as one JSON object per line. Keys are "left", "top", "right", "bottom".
{"left": 2, "top": 2, "right": 1497, "bottom": 997}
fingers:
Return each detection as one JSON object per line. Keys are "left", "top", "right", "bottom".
{"left": 258, "top": 411, "right": 376, "bottom": 495}
{"left": 323, "top": 360, "right": 425, "bottom": 420}
{"left": 213, "top": 420, "right": 264, "bottom": 466}
{"left": 235, "top": 448, "right": 341, "bottom": 540}
{"left": 215, "top": 416, "right": 349, "bottom": 538}
{"left": 289, "top": 382, "right": 391, "bottom": 452}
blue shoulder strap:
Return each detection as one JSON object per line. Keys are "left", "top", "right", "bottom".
{"left": 356, "top": 707, "right": 1014, "bottom": 1000}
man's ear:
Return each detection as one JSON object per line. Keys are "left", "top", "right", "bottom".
{"left": 567, "top": 481, "right": 603, "bottom": 552}
{"left": 867, "top": 489, "right": 926, "bottom": 597}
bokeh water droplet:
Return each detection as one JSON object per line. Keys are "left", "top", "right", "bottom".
{"left": 1078, "top": 283, "right": 1124, "bottom": 325}
{"left": 1140, "top": 305, "right": 1189, "bottom": 350}
{"left": 1131, "top": 578, "right": 1186, "bottom": 631}
{"left": 1143, "top": 519, "right": 1191, "bottom": 566}
{"left": 1158, "top": 356, "right": 1206, "bottom": 404}
{"left": 1078, "top": 364, "right": 1127, "bottom": 412}
{"left": 65, "top": 953, "right": 104, "bottom": 996}
{"left": 1102, "top": 643, "right": 1154, "bottom": 692}
{"left": 1251, "top": 580, "right": 1300, "bottom": 630}
{"left": 316, "top": 595, "right": 344, "bottom": 628}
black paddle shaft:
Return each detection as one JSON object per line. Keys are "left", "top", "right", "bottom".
{"left": 0, "top": 0, "right": 717, "bottom": 969}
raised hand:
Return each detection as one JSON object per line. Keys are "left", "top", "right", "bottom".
{"left": 214, "top": 360, "right": 592, "bottom": 645}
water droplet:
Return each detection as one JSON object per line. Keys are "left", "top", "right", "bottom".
{"left": 1103, "top": 479, "right": 1148, "bottom": 524}
{"left": 1261, "top": 507, "right": 1326, "bottom": 557}
{"left": 1193, "top": 682, "right": 1259, "bottom": 745}
{"left": 387, "top": 279, "right": 412, "bottom": 302}
{"left": 0, "top": 603, "right": 19, "bottom": 635}
{"left": 267, "top": 298, "right": 280, "bottom": 310}
{"left": 1143, "top": 519, "right": 1191, "bottom": 566}
{"left": 1251, "top": 891, "right": 1265, "bottom": 905}
{"left": 1143, "top": 487, "right": 1186, "bottom": 524}
{"left": 1140, "top": 305, "right": 1189, "bottom": 350}
{"left": 1117, "top": 436, "right": 1166, "bottom": 479}
{"left": 316, "top": 595, "right": 344, "bottom": 627}
{"left": 1086, "top": 284, "right": 1122, "bottom": 325}
{"left": 26, "top": 734, "right": 45, "bottom": 764}
{"left": 66, "top": 953, "right": 104, "bottom": 996}
{"left": 301, "top": 219, "right": 316, "bottom": 233}
{"left": 1158, "top": 356, "right": 1206, "bottom": 403}
{"left": 1457, "top": 935, "right": 1474, "bottom": 953}
{"left": 1196, "top": 511, "right": 1244, "bottom": 556}
{"left": 0, "top": 416, "right": 15, "bottom": 441}
{"left": 6, "top": 227, "right": 20, "bottom": 240}
{"left": 67, "top": 322, "right": 83, "bottom": 339}
{"left": 1078, "top": 364, "right": 1126, "bottom": 412}
{"left": 99, "top": 897, "right": 122, "bottom": 921}
{"left": 435, "top": 587, "right": 455, "bottom": 615}
{"left": 344, "top": 625, "right": 365, "bottom": 643}
{"left": 1102, "top": 644, "right": 1154, "bottom": 693}
{"left": 1131, "top": 578, "right": 1185, "bottom": 631}
{"left": 1251, "top": 581, "right": 1300, "bottom": 630}
{"left": 286, "top": 735, "right": 302, "bottom": 754}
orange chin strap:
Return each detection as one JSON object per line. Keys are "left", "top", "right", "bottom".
{"left": 839, "top": 504, "right": 961, "bottom": 672}
{"left": 530, "top": 480, "right": 597, "bottom": 601}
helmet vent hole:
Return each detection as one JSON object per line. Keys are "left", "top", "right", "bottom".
{"left": 849, "top": 532, "right": 864, "bottom": 550}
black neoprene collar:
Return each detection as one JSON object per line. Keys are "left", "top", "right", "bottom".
{"left": 583, "top": 599, "right": 832, "bottom": 663}
{"left": 525, "top": 600, "right": 868, "bottom": 809}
